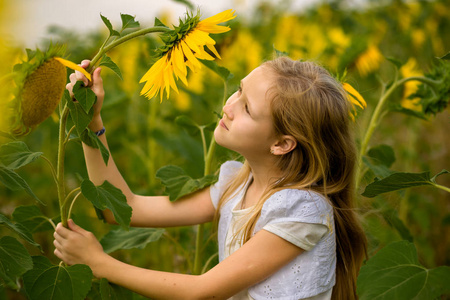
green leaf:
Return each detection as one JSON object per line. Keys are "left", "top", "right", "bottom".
{"left": 362, "top": 171, "right": 436, "bottom": 198}
{"left": 67, "top": 92, "right": 94, "bottom": 135}
{"left": 381, "top": 209, "right": 413, "bottom": 242}
{"left": 100, "top": 14, "right": 120, "bottom": 37}
{"left": 200, "top": 60, "right": 234, "bottom": 82}
{"left": 120, "top": 14, "right": 140, "bottom": 31}
{"left": 357, "top": 241, "right": 450, "bottom": 300}
{"left": 23, "top": 256, "right": 93, "bottom": 300}
{"left": 175, "top": 116, "right": 201, "bottom": 135}
{"left": 0, "top": 141, "right": 42, "bottom": 170}
{"left": 388, "top": 103, "right": 427, "bottom": 120}
{"left": 0, "top": 214, "right": 40, "bottom": 249}
{"left": 0, "top": 166, "right": 43, "bottom": 204}
{"left": 0, "top": 236, "right": 33, "bottom": 289}
{"left": 12, "top": 205, "right": 55, "bottom": 233}
{"left": 100, "top": 227, "right": 164, "bottom": 253}
{"left": 154, "top": 17, "right": 168, "bottom": 28}
{"left": 367, "top": 144, "right": 396, "bottom": 168}
{"left": 81, "top": 180, "right": 131, "bottom": 229}
{"left": 99, "top": 55, "right": 123, "bottom": 80}
{"left": 80, "top": 129, "right": 110, "bottom": 165}
{"left": 88, "top": 278, "right": 133, "bottom": 300}
{"left": 156, "top": 165, "right": 218, "bottom": 201}
{"left": 73, "top": 81, "right": 97, "bottom": 114}
{"left": 385, "top": 56, "right": 403, "bottom": 69}
{"left": 362, "top": 157, "right": 394, "bottom": 179}
{"left": 439, "top": 52, "right": 450, "bottom": 60}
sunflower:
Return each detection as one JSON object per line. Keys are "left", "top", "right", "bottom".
{"left": 8, "top": 44, "right": 91, "bottom": 137}
{"left": 139, "top": 9, "right": 236, "bottom": 101}
{"left": 343, "top": 82, "right": 367, "bottom": 120}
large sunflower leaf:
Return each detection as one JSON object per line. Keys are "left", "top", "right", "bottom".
{"left": 357, "top": 240, "right": 450, "bottom": 300}
{"left": 156, "top": 165, "right": 217, "bottom": 201}
{"left": 23, "top": 256, "right": 92, "bottom": 300}
{"left": 0, "top": 166, "right": 42, "bottom": 204}
{"left": 0, "top": 236, "right": 33, "bottom": 290}
{"left": 0, "top": 141, "right": 42, "bottom": 170}
{"left": 88, "top": 278, "right": 134, "bottom": 300}
{"left": 81, "top": 180, "right": 131, "bottom": 229}
{"left": 0, "top": 213, "right": 40, "bottom": 249}
{"left": 66, "top": 90, "right": 93, "bottom": 135}
{"left": 12, "top": 205, "right": 56, "bottom": 233}
{"left": 100, "top": 227, "right": 164, "bottom": 253}
{"left": 361, "top": 170, "right": 449, "bottom": 198}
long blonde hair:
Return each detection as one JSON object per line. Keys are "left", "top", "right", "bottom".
{"left": 214, "top": 57, "right": 367, "bottom": 300}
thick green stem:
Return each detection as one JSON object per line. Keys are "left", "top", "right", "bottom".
{"left": 355, "top": 75, "right": 442, "bottom": 193}
{"left": 193, "top": 80, "right": 228, "bottom": 275}
{"left": 57, "top": 105, "right": 70, "bottom": 227}
{"left": 88, "top": 26, "right": 170, "bottom": 71}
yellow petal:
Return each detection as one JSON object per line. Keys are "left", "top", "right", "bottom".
{"left": 343, "top": 83, "right": 366, "bottom": 109}
{"left": 196, "top": 23, "right": 231, "bottom": 34}
{"left": 54, "top": 57, "right": 92, "bottom": 82}
{"left": 199, "top": 9, "right": 236, "bottom": 25}
{"left": 181, "top": 40, "right": 201, "bottom": 70}
{"left": 206, "top": 44, "right": 221, "bottom": 59}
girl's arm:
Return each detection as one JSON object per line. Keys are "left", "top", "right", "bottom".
{"left": 54, "top": 220, "right": 304, "bottom": 300}
{"left": 69, "top": 61, "right": 215, "bottom": 228}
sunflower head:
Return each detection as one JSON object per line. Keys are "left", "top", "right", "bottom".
{"left": 8, "top": 44, "right": 90, "bottom": 137}
{"left": 140, "top": 9, "right": 236, "bottom": 101}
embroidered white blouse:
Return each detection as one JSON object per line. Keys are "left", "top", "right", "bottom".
{"left": 210, "top": 161, "right": 336, "bottom": 300}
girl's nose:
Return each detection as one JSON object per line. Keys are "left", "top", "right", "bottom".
{"left": 223, "top": 95, "right": 236, "bottom": 119}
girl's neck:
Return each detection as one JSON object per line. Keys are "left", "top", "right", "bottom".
{"left": 241, "top": 159, "right": 282, "bottom": 209}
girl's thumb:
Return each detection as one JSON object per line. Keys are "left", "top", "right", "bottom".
{"left": 68, "top": 219, "right": 82, "bottom": 232}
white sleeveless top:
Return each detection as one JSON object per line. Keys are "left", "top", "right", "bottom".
{"left": 210, "top": 161, "right": 336, "bottom": 300}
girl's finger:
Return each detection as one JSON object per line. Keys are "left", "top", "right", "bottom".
{"left": 81, "top": 60, "right": 90, "bottom": 68}
{"left": 55, "top": 223, "right": 71, "bottom": 238}
{"left": 68, "top": 219, "right": 86, "bottom": 234}
{"left": 54, "top": 248, "right": 63, "bottom": 260}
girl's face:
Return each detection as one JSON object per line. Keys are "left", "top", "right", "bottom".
{"left": 214, "top": 66, "right": 278, "bottom": 159}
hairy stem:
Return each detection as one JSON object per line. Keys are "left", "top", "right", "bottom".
{"left": 57, "top": 105, "right": 70, "bottom": 227}
{"left": 88, "top": 26, "right": 170, "bottom": 71}
{"left": 193, "top": 80, "right": 228, "bottom": 275}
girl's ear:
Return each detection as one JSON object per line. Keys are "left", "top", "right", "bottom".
{"left": 271, "top": 135, "right": 297, "bottom": 155}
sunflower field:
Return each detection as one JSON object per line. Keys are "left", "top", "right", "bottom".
{"left": 0, "top": 0, "right": 449, "bottom": 299}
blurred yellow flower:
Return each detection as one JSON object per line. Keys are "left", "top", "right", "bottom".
{"left": 343, "top": 82, "right": 367, "bottom": 120}
{"left": 355, "top": 45, "right": 383, "bottom": 77}
{"left": 400, "top": 58, "right": 423, "bottom": 111}
{"left": 221, "top": 29, "right": 263, "bottom": 75}
{"left": 139, "top": 10, "right": 236, "bottom": 101}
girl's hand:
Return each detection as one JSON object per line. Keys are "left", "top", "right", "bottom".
{"left": 53, "top": 219, "right": 105, "bottom": 272}
{"left": 66, "top": 60, "right": 105, "bottom": 129}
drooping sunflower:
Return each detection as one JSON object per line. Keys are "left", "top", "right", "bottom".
{"left": 8, "top": 44, "right": 91, "bottom": 137}
{"left": 139, "top": 9, "right": 236, "bottom": 101}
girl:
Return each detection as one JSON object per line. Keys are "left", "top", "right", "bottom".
{"left": 54, "top": 57, "right": 367, "bottom": 300}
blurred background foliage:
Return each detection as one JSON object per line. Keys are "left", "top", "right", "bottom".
{"left": 1, "top": 0, "right": 449, "bottom": 298}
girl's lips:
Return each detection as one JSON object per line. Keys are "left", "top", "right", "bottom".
{"left": 219, "top": 119, "right": 229, "bottom": 130}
